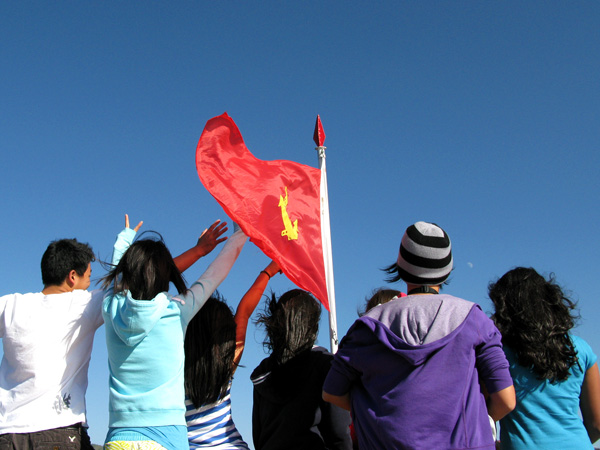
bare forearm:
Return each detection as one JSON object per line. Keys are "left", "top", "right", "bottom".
{"left": 234, "top": 262, "right": 280, "bottom": 365}
{"left": 322, "top": 391, "right": 351, "bottom": 411}
{"left": 174, "top": 246, "right": 206, "bottom": 273}
{"left": 581, "top": 363, "right": 600, "bottom": 443}
{"left": 487, "top": 385, "right": 516, "bottom": 421}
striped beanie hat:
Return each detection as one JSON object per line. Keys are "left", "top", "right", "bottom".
{"left": 396, "top": 221, "right": 453, "bottom": 286}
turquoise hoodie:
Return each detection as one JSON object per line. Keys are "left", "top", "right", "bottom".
{"left": 102, "top": 227, "right": 246, "bottom": 429}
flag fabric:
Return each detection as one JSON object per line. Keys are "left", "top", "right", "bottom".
{"left": 196, "top": 113, "right": 330, "bottom": 311}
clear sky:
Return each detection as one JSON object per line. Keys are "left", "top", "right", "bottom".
{"left": 1, "top": 1, "right": 599, "bottom": 447}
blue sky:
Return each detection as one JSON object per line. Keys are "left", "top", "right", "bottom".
{"left": 1, "top": 1, "right": 599, "bottom": 447}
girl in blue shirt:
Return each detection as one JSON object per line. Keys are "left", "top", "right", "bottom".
{"left": 489, "top": 267, "right": 600, "bottom": 449}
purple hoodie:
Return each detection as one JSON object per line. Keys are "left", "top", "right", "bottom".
{"left": 323, "top": 294, "right": 512, "bottom": 450}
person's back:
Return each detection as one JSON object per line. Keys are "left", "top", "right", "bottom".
{"left": 328, "top": 293, "right": 508, "bottom": 449}
{"left": 251, "top": 289, "right": 352, "bottom": 450}
{"left": 252, "top": 346, "right": 349, "bottom": 450}
{"left": 0, "top": 238, "right": 98, "bottom": 449}
{"left": 185, "top": 262, "right": 280, "bottom": 449}
{"left": 323, "top": 221, "right": 515, "bottom": 450}
{"left": 499, "top": 337, "right": 595, "bottom": 449}
{"left": 489, "top": 267, "right": 600, "bottom": 449}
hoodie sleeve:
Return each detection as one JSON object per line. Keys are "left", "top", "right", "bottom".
{"left": 112, "top": 228, "right": 137, "bottom": 266}
{"left": 318, "top": 353, "right": 353, "bottom": 450}
{"left": 103, "top": 227, "right": 137, "bottom": 301}
{"left": 174, "top": 227, "right": 247, "bottom": 323}
{"left": 323, "top": 322, "right": 369, "bottom": 396}
{"left": 472, "top": 306, "right": 513, "bottom": 394}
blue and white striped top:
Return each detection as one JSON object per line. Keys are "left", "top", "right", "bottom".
{"left": 185, "top": 384, "right": 249, "bottom": 449}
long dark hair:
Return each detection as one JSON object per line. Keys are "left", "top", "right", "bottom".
{"left": 184, "top": 293, "right": 236, "bottom": 407}
{"left": 101, "top": 232, "right": 187, "bottom": 299}
{"left": 255, "top": 289, "right": 321, "bottom": 366}
{"left": 488, "top": 267, "right": 579, "bottom": 382}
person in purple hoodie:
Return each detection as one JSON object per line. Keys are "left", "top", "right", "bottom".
{"left": 322, "top": 221, "right": 516, "bottom": 450}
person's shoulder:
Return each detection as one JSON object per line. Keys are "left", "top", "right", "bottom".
{"left": 0, "top": 292, "right": 24, "bottom": 309}
{"left": 1, "top": 291, "right": 40, "bottom": 298}
{"left": 570, "top": 334, "right": 588, "bottom": 347}
{"left": 0, "top": 292, "right": 22, "bottom": 301}
{"left": 1, "top": 292, "right": 44, "bottom": 304}
{"left": 59, "top": 289, "right": 100, "bottom": 308}
{"left": 438, "top": 293, "right": 477, "bottom": 307}
{"left": 250, "top": 356, "right": 273, "bottom": 383}
{"left": 310, "top": 346, "right": 335, "bottom": 369}
{"left": 311, "top": 345, "right": 333, "bottom": 358}
{"left": 571, "top": 335, "right": 597, "bottom": 361}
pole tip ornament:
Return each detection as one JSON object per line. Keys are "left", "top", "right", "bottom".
{"left": 313, "top": 115, "right": 326, "bottom": 147}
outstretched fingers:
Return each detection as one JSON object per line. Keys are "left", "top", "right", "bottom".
{"left": 196, "top": 219, "right": 228, "bottom": 254}
{"left": 125, "top": 214, "right": 143, "bottom": 232}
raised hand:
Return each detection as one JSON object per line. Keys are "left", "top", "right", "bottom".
{"left": 125, "top": 214, "right": 143, "bottom": 232}
{"left": 195, "top": 220, "right": 228, "bottom": 256}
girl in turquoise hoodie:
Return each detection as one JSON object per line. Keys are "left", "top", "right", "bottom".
{"left": 101, "top": 215, "right": 246, "bottom": 450}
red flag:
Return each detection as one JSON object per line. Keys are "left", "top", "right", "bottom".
{"left": 196, "top": 113, "right": 330, "bottom": 310}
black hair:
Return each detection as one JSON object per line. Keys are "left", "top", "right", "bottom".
{"left": 101, "top": 232, "right": 186, "bottom": 299}
{"left": 184, "top": 293, "right": 237, "bottom": 408}
{"left": 488, "top": 267, "right": 579, "bottom": 382}
{"left": 382, "top": 262, "right": 405, "bottom": 284}
{"left": 382, "top": 262, "right": 451, "bottom": 286}
{"left": 359, "top": 288, "right": 401, "bottom": 316}
{"left": 255, "top": 289, "right": 321, "bottom": 366}
{"left": 41, "top": 239, "right": 95, "bottom": 287}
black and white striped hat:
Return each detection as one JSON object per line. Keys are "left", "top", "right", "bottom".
{"left": 396, "top": 221, "right": 453, "bottom": 286}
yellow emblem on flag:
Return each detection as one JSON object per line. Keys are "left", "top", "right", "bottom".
{"left": 279, "top": 187, "right": 299, "bottom": 240}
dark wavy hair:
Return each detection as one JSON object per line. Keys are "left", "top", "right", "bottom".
{"left": 101, "top": 232, "right": 187, "bottom": 299}
{"left": 255, "top": 289, "right": 321, "bottom": 366}
{"left": 488, "top": 267, "right": 579, "bottom": 382}
{"left": 41, "top": 238, "right": 95, "bottom": 287}
{"left": 184, "top": 293, "right": 237, "bottom": 407}
{"left": 359, "top": 288, "right": 401, "bottom": 316}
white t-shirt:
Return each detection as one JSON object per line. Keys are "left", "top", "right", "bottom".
{"left": 0, "top": 289, "right": 104, "bottom": 433}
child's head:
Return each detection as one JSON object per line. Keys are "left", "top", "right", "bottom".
{"left": 184, "top": 293, "right": 236, "bottom": 407}
{"left": 256, "top": 289, "right": 321, "bottom": 365}
{"left": 360, "top": 288, "right": 402, "bottom": 316}
{"left": 41, "top": 238, "right": 95, "bottom": 288}
{"left": 102, "top": 233, "right": 186, "bottom": 299}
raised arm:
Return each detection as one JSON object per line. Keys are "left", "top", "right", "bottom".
{"left": 112, "top": 214, "right": 143, "bottom": 265}
{"left": 233, "top": 260, "right": 281, "bottom": 366}
{"left": 176, "top": 225, "right": 247, "bottom": 318}
{"left": 173, "top": 220, "right": 228, "bottom": 273}
{"left": 581, "top": 362, "right": 600, "bottom": 444}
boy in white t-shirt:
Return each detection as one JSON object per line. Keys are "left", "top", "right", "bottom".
{"left": 0, "top": 238, "right": 99, "bottom": 449}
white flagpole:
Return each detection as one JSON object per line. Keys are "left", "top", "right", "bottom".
{"left": 314, "top": 116, "right": 338, "bottom": 353}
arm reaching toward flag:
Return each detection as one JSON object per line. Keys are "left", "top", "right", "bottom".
{"left": 174, "top": 220, "right": 229, "bottom": 273}
{"left": 233, "top": 260, "right": 281, "bottom": 366}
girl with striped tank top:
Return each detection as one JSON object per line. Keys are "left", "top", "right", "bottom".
{"left": 184, "top": 260, "right": 281, "bottom": 449}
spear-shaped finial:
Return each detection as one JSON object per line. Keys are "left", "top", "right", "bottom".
{"left": 313, "top": 115, "right": 326, "bottom": 147}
